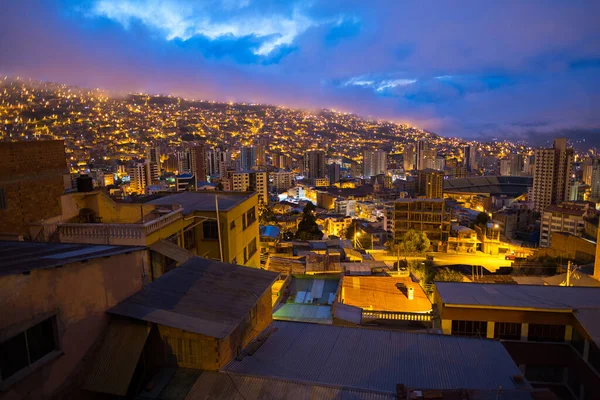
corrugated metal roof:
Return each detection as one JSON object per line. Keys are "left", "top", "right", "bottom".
{"left": 108, "top": 257, "right": 279, "bottom": 338}
{"left": 224, "top": 321, "right": 523, "bottom": 392}
{"left": 342, "top": 276, "right": 432, "bottom": 313}
{"left": 184, "top": 371, "right": 396, "bottom": 400}
{"left": 83, "top": 319, "right": 150, "bottom": 396}
{"left": 436, "top": 282, "right": 600, "bottom": 310}
{"left": 0, "top": 241, "right": 144, "bottom": 276}
{"left": 574, "top": 308, "right": 600, "bottom": 346}
{"left": 147, "top": 192, "right": 255, "bottom": 215}
{"left": 150, "top": 239, "right": 194, "bottom": 264}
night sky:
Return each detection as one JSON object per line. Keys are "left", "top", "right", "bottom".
{"left": 1, "top": 0, "right": 599, "bottom": 144}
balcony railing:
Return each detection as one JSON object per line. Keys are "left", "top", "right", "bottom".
{"left": 362, "top": 310, "right": 433, "bottom": 322}
{"left": 57, "top": 208, "right": 183, "bottom": 245}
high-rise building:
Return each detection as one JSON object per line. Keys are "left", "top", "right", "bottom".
{"left": 328, "top": 163, "right": 341, "bottom": 184}
{"left": 417, "top": 140, "right": 436, "bottom": 170}
{"left": 271, "top": 171, "right": 295, "bottom": 192}
{"left": 190, "top": 144, "right": 207, "bottom": 183}
{"left": 304, "top": 150, "right": 326, "bottom": 179}
{"left": 500, "top": 159, "right": 511, "bottom": 176}
{"left": 417, "top": 169, "right": 444, "bottom": 199}
{"left": 363, "top": 149, "right": 387, "bottom": 178}
{"left": 232, "top": 171, "right": 268, "bottom": 204}
{"left": 403, "top": 144, "right": 415, "bottom": 171}
{"left": 145, "top": 146, "right": 161, "bottom": 185}
{"left": 589, "top": 159, "right": 600, "bottom": 203}
{"left": 256, "top": 138, "right": 268, "bottom": 167}
{"left": 463, "top": 145, "right": 477, "bottom": 173}
{"left": 207, "top": 147, "right": 231, "bottom": 178}
{"left": 128, "top": 163, "right": 147, "bottom": 194}
{"left": 532, "top": 138, "right": 574, "bottom": 212}
{"left": 434, "top": 156, "right": 445, "bottom": 172}
{"left": 272, "top": 152, "right": 292, "bottom": 170}
{"left": 240, "top": 146, "right": 257, "bottom": 171}
{"left": 178, "top": 150, "right": 192, "bottom": 174}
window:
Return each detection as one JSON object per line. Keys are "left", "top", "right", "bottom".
{"left": 246, "top": 207, "right": 256, "bottom": 229}
{"left": 246, "top": 238, "right": 257, "bottom": 259}
{"left": 494, "top": 322, "right": 521, "bottom": 340}
{"left": 0, "top": 187, "right": 5, "bottom": 210}
{"left": 230, "top": 220, "right": 236, "bottom": 230}
{"left": 528, "top": 324, "right": 565, "bottom": 342}
{"left": 451, "top": 320, "right": 488, "bottom": 338}
{"left": 202, "top": 220, "right": 219, "bottom": 240}
{"left": 0, "top": 316, "right": 59, "bottom": 383}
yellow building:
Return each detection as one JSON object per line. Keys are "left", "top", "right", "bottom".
{"left": 30, "top": 190, "right": 261, "bottom": 271}
{"left": 148, "top": 191, "right": 261, "bottom": 268}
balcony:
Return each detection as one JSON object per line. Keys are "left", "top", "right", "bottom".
{"left": 40, "top": 208, "right": 184, "bottom": 246}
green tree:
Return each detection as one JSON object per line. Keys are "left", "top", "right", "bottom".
{"left": 259, "top": 202, "right": 277, "bottom": 225}
{"left": 398, "top": 230, "right": 430, "bottom": 254}
{"left": 215, "top": 181, "right": 224, "bottom": 191}
{"left": 475, "top": 212, "right": 490, "bottom": 227}
{"left": 434, "top": 268, "right": 464, "bottom": 282}
{"left": 295, "top": 202, "right": 323, "bottom": 240}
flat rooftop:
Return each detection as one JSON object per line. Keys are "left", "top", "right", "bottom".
{"left": 342, "top": 276, "right": 432, "bottom": 313}
{"left": 224, "top": 321, "right": 524, "bottom": 393}
{"left": 146, "top": 191, "right": 255, "bottom": 215}
{"left": 436, "top": 282, "right": 600, "bottom": 311}
{"left": 0, "top": 241, "right": 144, "bottom": 276}
{"left": 108, "top": 257, "right": 279, "bottom": 338}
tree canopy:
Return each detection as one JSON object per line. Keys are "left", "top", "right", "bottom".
{"left": 475, "top": 212, "right": 490, "bottom": 227}
{"left": 259, "top": 202, "right": 277, "bottom": 225}
{"left": 295, "top": 202, "right": 323, "bottom": 240}
{"left": 397, "top": 230, "right": 430, "bottom": 254}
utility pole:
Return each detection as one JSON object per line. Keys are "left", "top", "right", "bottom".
{"left": 566, "top": 261, "right": 571, "bottom": 287}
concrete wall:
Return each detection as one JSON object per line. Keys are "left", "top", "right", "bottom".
{"left": 0, "top": 140, "right": 67, "bottom": 237}
{"left": 536, "top": 232, "right": 596, "bottom": 264}
{"left": 0, "top": 250, "right": 147, "bottom": 399}
{"left": 61, "top": 192, "right": 157, "bottom": 224}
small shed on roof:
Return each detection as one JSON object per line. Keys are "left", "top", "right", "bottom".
{"left": 108, "top": 257, "right": 279, "bottom": 338}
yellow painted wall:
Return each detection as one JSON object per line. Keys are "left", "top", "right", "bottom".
{"left": 192, "top": 193, "right": 260, "bottom": 268}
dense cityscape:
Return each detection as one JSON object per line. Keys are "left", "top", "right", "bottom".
{"left": 2, "top": 1, "right": 600, "bottom": 399}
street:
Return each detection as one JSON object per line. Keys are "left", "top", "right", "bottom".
{"left": 373, "top": 252, "right": 512, "bottom": 273}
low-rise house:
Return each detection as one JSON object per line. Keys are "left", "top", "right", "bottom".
{"left": 447, "top": 225, "right": 479, "bottom": 253}
{"left": 0, "top": 241, "right": 146, "bottom": 398}
{"left": 83, "top": 257, "right": 279, "bottom": 397}
{"left": 435, "top": 282, "right": 600, "bottom": 398}
{"left": 340, "top": 276, "right": 432, "bottom": 325}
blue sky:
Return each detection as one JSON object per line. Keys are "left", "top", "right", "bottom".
{"left": 1, "top": 0, "right": 599, "bottom": 143}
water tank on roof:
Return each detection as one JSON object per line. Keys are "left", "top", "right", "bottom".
{"left": 77, "top": 175, "right": 94, "bottom": 192}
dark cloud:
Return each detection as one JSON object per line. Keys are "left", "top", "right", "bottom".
{"left": 0, "top": 0, "right": 599, "bottom": 143}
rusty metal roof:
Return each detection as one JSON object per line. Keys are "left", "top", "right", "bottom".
{"left": 83, "top": 319, "right": 150, "bottom": 396}
{"left": 0, "top": 240, "right": 144, "bottom": 276}
{"left": 108, "top": 257, "right": 279, "bottom": 338}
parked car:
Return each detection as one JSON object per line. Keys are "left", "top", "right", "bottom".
{"left": 505, "top": 254, "right": 516, "bottom": 260}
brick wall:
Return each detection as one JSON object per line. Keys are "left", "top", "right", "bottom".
{"left": 0, "top": 140, "right": 67, "bottom": 236}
